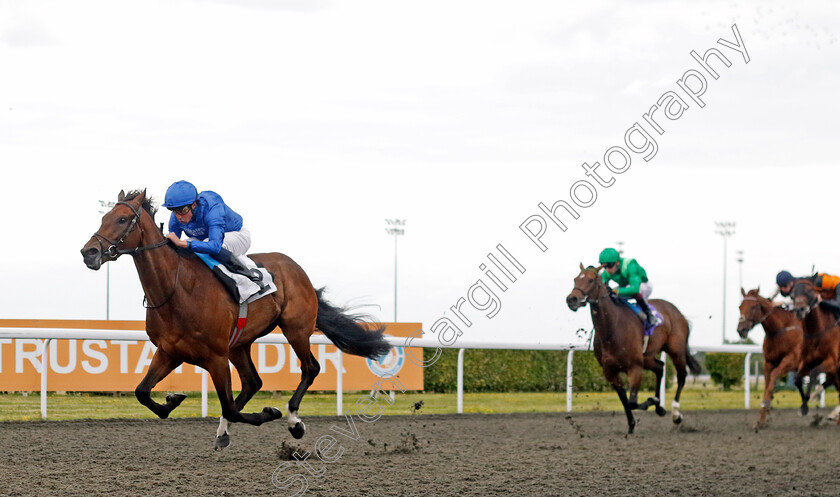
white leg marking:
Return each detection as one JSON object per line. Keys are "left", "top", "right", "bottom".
{"left": 829, "top": 405, "right": 840, "bottom": 421}
{"left": 811, "top": 384, "right": 825, "bottom": 401}
{"left": 286, "top": 403, "right": 301, "bottom": 427}
{"left": 216, "top": 416, "right": 230, "bottom": 437}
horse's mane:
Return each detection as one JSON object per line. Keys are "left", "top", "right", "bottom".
{"left": 123, "top": 190, "right": 158, "bottom": 220}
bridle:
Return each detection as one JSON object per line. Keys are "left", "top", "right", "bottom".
{"left": 739, "top": 296, "right": 774, "bottom": 327}
{"left": 739, "top": 295, "right": 800, "bottom": 337}
{"left": 570, "top": 269, "right": 607, "bottom": 307}
{"left": 92, "top": 201, "right": 169, "bottom": 258}
{"left": 92, "top": 200, "right": 178, "bottom": 309}
{"left": 791, "top": 280, "right": 840, "bottom": 338}
{"left": 791, "top": 280, "right": 821, "bottom": 312}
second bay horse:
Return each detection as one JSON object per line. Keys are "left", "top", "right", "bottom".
{"left": 737, "top": 288, "right": 811, "bottom": 428}
{"left": 566, "top": 264, "right": 701, "bottom": 434}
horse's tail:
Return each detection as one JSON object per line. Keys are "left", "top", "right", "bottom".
{"left": 315, "top": 288, "right": 391, "bottom": 359}
{"left": 684, "top": 319, "right": 702, "bottom": 375}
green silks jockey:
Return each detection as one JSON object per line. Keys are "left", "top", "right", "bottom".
{"left": 599, "top": 247, "right": 658, "bottom": 336}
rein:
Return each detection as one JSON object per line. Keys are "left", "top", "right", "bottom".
{"left": 95, "top": 199, "right": 179, "bottom": 310}
{"left": 571, "top": 269, "right": 610, "bottom": 308}
{"left": 92, "top": 201, "right": 169, "bottom": 258}
{"left": 143, "top": 257, "right": 181, "bottom": 310}
{"left": 741, "top": 297, "right": 801, "bottom": 338}
{"left": 740, "top": 296, "right": 775, "bottom": 325}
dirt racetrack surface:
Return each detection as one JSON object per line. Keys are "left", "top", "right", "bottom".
{"left": 2, "top": 408, "right": 840, "bottom": 497}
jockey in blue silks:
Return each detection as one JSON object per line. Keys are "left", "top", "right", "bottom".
{"left": 162, "top": 180, "right": 259, "bottom": 282}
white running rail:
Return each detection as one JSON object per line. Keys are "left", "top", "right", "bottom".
{"left": 0, "top": 327, "right": 777, "bottom": 419}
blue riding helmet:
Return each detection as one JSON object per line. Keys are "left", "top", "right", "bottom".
{"left": 776, "top": 270, "right": 794, "bottom": 287}
{"left": 162, "top": 180, "right": 198, "bottom": 208}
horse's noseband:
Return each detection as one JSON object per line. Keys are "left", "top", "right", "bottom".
{"left": 93, "top": 201, "right": 168, "bottom": 258}
{"left": 740, "top": 297, "right": 773, "bottom": 326}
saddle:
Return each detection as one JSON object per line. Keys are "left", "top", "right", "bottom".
{"left": 195, "top": 252, "right": 277, "bottom": 304}
{"left": 613, "top": 296, "right": 663, "bottom": 336}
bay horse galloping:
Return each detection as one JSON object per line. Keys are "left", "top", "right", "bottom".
{"left": 737, "top": 288, "right": 810, "bottom": 428}
{"left": 566, "top": 264, "right": 701, "bottom": 434}
{"left": 81, "top": 190, "right": 391, "bottom": 449}
{"left": 790, "top": 278, "right": 840, "bottom": 423}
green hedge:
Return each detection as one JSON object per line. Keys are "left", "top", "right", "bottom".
{"left": 422, "top": 348, "right": 675, "bottom": 393}
{"left": 705, "top": 352, "right": 746, "bottom": 390}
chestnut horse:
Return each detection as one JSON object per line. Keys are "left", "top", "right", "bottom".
{"left": 790, "top": 278, "right": 840, "bottom": 423}
{"left": 737, "top": 288, "right": 813, "bottom": 428}
{"left": 81, "top": 190, "right": 391, "bottom": 449}
{"left": 566, "top": 264, "right": 701, "bottom": 434}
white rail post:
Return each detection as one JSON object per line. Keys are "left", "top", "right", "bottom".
{"left": 336, "top": 350, "right": 343, "bottom": 416}
{"left": 457, "top": 348, "right": 465, "bottom": 414}
{"left": 201, "top": 369, "right": 208, "bottom": 417}
{"left": 819, "top": 372, "right": 826, "bottom": 408}
{"left": 566, "top": 349, "right": 574, "bottom": 412}
{"left": 744, "top": 352, "right": 752, "bottom": 409}
{"left": 659, "top": 351, "right": 667, "bottom": 407}
{"left": 41, "top": 339, "right": 51, "bottom": 420}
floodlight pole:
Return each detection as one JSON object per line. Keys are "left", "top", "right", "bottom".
{"left": 714, "top": 222, "right": 736, "bottom": 344}
{"left": 98, "top": 200, "right": 116, "bottom": 320}
{"left": 384, "top": 219, "right": 406, "bottom": 322}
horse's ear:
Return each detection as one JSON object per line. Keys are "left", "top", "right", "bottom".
{"left": 756, "top": 285, "right": 760, "bottom": 295}
{"left": 741, "top": 287, "right": 746, "bottom": 297}
{"left": 579, "top": 262, "right": 585, "bottom": 271}
{"left": 136, "top": 189, "right": 147, "bottom": 204}
{"left": 117, "top": 190, "right": 125, "bottom": 201}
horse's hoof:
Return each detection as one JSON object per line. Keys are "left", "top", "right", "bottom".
{"left": 214, "top": 434, "right": 230, "bottom": 451}
{"left": 289, "top": 421, "right": 306, "bottom": 440}
{"left": 166, "top": 393, "right": 188, "bottom": 407}
{"left": 263, "top": 406, "right": 283, "bottom": 421}
{"left": 800, "top": 405, "right": 809, "bottom": 417}
{"left": 655, "top": 404, "right": 667, "bottom": 417}
{"left": 673, "top": 413, "right": 683, "bottom": 425}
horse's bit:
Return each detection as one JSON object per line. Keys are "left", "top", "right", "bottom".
{"left": 92, "top": 201, "right": 168, "bottom": 258}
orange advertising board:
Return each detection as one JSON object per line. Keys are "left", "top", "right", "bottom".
{"left": 0, "top": 320, "right": 423, "bottom": 392}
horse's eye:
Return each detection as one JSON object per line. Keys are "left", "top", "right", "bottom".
{"left": 117, "top": 217, "right": 127, "bottom": 225}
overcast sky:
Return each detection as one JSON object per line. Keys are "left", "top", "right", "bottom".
{"left": 1, "top": 0, "right": 838, "bottom": 347}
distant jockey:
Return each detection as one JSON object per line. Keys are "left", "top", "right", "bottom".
{"left": 775, "top": 270, "right": 840, "bottom": 313}
{"left": 599, "top": 247, "right": 658, "bottom": 352}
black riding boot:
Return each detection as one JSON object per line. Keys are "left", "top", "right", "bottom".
{"left": 216, "top": 248, "right": 265, "bottom": 287}
{"left": 636, "top": 297, "right": 658, "bottom": 328}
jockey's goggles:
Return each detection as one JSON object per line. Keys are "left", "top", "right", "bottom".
{"left": 168, "top": 204, "right": 192, "bottom": 215}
